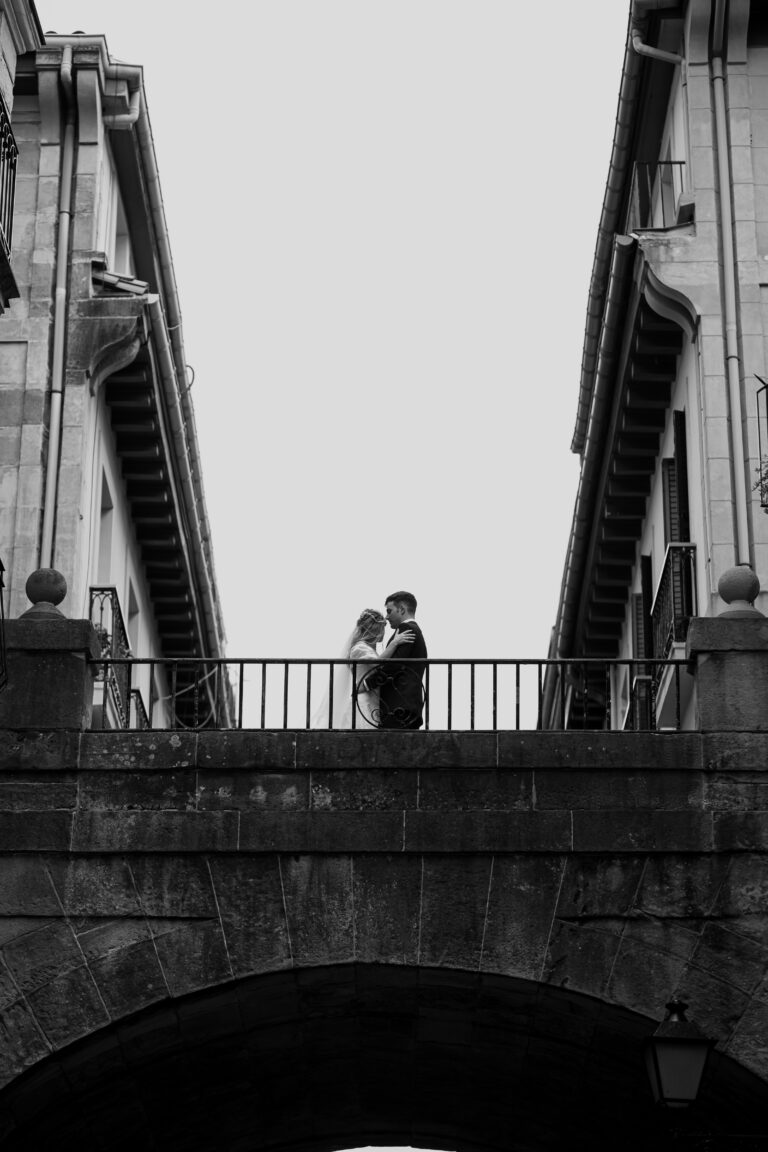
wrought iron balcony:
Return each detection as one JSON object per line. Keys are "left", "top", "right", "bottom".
{"left": 0, "top": 91, "right": 18, "bottom": 261}
{"left": 130, "top": 687, "right": 150, "bottom": 730}
{"left": 89, "top": 586, "right": 133, "bottom": 727}
{"left": 0, "top": 558, "right": 7, "bottom": 694}
{"left": 651, "top": 544, "right": 697, "bottom": 663}
{"left": 626, "top": 161, "right": 686, "bottom": 231}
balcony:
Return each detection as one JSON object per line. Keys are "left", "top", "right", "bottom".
{"left": 650, "top": 544, "right": 697, "bottom": 728}
{"left": 625, "top": 160, "right": 689, "bottom": 232}
{"left": 0, "top": 89, "right": 19, "bottom": 310}
{"left": 651, "top": 543, "right": 696, "bottom": 661}
{"left": 0, "top": 558, "right": 7, "bottom": 693}
{"left": 89, "top": 586, "right": 139, "bottom": 729}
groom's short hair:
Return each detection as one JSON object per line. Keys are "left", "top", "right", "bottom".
{"left": 386, "top": 591, "right": 417, "bottom": 615}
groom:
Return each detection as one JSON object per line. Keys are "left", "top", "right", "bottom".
{"left": 378, "top": 591, "right": 428, "bottom": 729}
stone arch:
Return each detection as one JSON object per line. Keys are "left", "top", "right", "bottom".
{"left": 0, "top": 965, "right": 766, "bottom": 1152}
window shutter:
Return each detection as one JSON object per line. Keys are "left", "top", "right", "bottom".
{"left": 662, "top": 459, "right": 679, "bottom": 544}
{"left": 641, "top": 555, "right": 654, "bottom": 659}
{"left": 632, "top": 593, "right": 646, "bottom": 658}
{"left": 673, "top": 409, "right": 690, "bottom": 541}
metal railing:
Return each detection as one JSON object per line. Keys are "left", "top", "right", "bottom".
{"left": 130, "top": 688, "right": 150, "bottom": 730}
{"left": 0, "top": 91, "right": 18, "bottom": 260}
{"left": 89, "top": 657, "right": 691, "bottom": 732}
{"left": 0, "top": 558, "right": 7, "bottom": 693}
{"left": 89, "top": 586, "right": 133, "bottom": 727}
{"left": 651, "top": 544, "right": 697, "bottom": 664}
{"left": 626, "top": 160, "right": 685, "bottom": 231}
{"left": 755, "top": 375, "right": 768, "bottom": 509}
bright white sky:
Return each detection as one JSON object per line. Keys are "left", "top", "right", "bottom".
{"left": 37, "top": 0, "right": 630, "bottom": 662}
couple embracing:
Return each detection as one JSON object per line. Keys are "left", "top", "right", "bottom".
{"left": 322, "top": 591, "right": 428, "bottom": 730}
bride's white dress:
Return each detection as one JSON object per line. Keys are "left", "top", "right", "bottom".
{"left": 348, "top": 640, "right": 381, "bottom": 728}
{"left": 311, "top": 639, "right": 382, "bottom": 729}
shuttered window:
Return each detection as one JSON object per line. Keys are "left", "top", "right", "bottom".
{"left": 662, "top": 411, "right": 691, "bottom": 544}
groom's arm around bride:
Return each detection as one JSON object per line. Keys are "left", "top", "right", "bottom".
{"left": 376, "top": 591, "right": 428, "bottom": 730}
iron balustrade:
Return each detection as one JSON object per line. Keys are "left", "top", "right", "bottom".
{"left": 130, "top": 688, "right": 150, "bottom": 730}
{"left": 755, "top": 374, "right": 768, "bottom": 509}
{"left": 651, "top": 544, "right": 697, "bottom": 664}
{"left": 0, "top": 91, "right": 18, "bottom": 260}
{"left": 626, "top": 160, "right": 685, "bottom": 231}
{"left": 89, "top": 657, "right": 691, "bottom": 732}
{"left": 0, "top": 557, "right": 6, "bottom": 693}
{"left": 89, "top": 586, "right": 133, "bottom": 727}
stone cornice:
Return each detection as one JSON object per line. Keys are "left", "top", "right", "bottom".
{"left": 3, "top": 0, "right": 43, "bottom": 55}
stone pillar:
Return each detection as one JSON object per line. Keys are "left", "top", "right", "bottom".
{"left": 0, "top": 570, "right": 101, "bottom": 729}
{"left": 686, "top": 565, "right": 768, "bottom": 731}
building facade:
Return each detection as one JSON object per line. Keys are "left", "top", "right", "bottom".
{"left": 0, "top": 0, "right": 42, "bottom": 310}
{"left": 0, "top": 26, "right": 227, "bottom": 725}
{"left": 548, "top": 0, "right": 768, "bottom": 730}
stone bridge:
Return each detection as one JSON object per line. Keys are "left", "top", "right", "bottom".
{"left": 1, "top": 611, "right": 768, "bottom": 1149}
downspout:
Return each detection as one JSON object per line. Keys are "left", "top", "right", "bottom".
{"left": 630, "top": 0, "right": 683, "bottom": 68}
{"left": 102, "top": 87, "right": 140, "bottom": 129}
{"left": 40, "top": 44, "right": 74, "bottom": 568}
{"left": 711, "top": 0, "right": 751, "bottom": 565}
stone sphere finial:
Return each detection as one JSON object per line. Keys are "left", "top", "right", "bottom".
{"left": 21, "top": 568, "right": 68, "bottom": 619}
{"left": 718, "top": 563, "right": 763, "bottom": 617}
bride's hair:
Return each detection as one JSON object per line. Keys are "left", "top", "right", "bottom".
{"left": 351, "top": 608, "right": 385, "bottom": 648}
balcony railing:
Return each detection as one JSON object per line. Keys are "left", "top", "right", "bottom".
{"left": 651, "top": 544, "right": 697, "bottom": 663}
{"left": 90, "top": 657, "right": 691, "bottom": 732}
{"left": 0, "top": 92, "right": 18, "bottom": 260}
{"left": 89, "top": 586, "right": 133, "bottom": 727}
{"left": 0, "top": 558, "right": 7, "bottom": 693}
{"left": 130, "top": 687, "right": 150, "bottom": 730}
{"left": 626, "top": 160, "right": 685, "bottom": 231}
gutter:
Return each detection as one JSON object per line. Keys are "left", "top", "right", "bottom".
{"left": 112, "top": 59, "right": 226, "bottom": 652}
{"left": 44, "top": 36, "right": 226, "bottom": 655}
{"left": 554, "top": 235, "right": 637, "bottom": 659}
{"left": 571, "top": 10, "right": 644, "bottom": 455}
{"left": 572, "top": 1, "right": 682, "bottom": 457}
{"left": 146, "top": 294, "right": 217, "bottom": 659}
{"left": 560, "top": 0, "right": 684, "bottom": 659}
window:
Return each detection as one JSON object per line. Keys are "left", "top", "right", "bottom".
{"left": 97, "top": 473, "right": 114, "bottom": 583}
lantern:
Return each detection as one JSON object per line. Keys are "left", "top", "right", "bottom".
{"left": 644, "top": 1000, "right": 713, "bottom": 1107}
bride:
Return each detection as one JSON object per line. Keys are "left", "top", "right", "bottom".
{"left": 313, "top": 608, "right": 414, "bottom": 729}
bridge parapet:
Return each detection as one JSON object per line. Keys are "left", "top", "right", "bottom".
{"left": 3, "top": 589, "right": 768, "bottom": 732}
{"left": 4, "top": 609, "right": 768, "bottom": 733}
{"left": 1, "top": 572, "right": 768, "bottom": 1146}
{"left": 1, "top": 725, "right": 768, "bottom": 1089}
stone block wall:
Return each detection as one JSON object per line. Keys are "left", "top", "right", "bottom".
{"left": 0, "top": 80, "right": 54, "bottom": 612}
{"left": 0, "top": 726, "right": 767, "bottom": 1093}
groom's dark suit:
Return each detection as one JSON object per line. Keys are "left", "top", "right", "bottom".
{"left": 378, "top": 619, "right": 428, "bottom": 729}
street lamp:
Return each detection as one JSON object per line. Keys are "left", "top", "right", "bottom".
{"left": 644, "top": 1000, "right": 714, "bottom": 1107}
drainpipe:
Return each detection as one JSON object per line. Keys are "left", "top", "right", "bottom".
{"left": 711, "top": 0, "right": 751, "bottom": 565}
{"left": 102, "top": 86, "right": 140, "bottom": 129}
{"left": 631, "top": 1, "right": 683, "bottom": 66}
{"left": 40, "top": 44, "right": 74, "bottom": 568}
